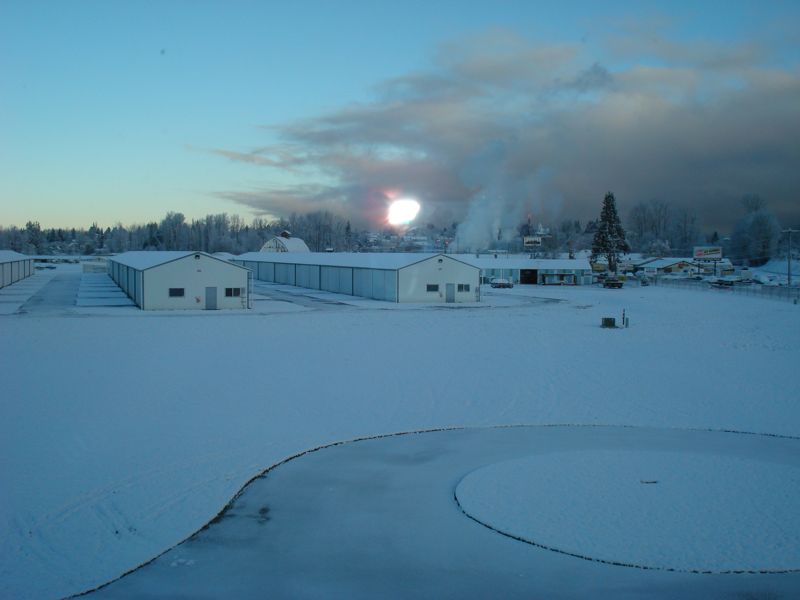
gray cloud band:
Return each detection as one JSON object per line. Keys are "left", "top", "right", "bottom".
{"left": 212, "top": 28, "right": 800, "bottom": 240}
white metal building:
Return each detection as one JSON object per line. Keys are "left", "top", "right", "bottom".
{"left": 260, "top": 233, "right": 310, "bottom": 253}
{"left": 0, "top": 250, "right": 34, "bottom": 289}
{"left": 234, "top": 252, "right": 481, "bottom": 303}
{"left": 458, "top": 255, "right": 593, "bottom": 285}
{"left": 108, "top": 251, "right": 250, "bottom": 310}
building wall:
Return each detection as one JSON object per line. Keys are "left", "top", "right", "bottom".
{"left": 353, "top": 268, "right": 396, "bottom": 301}
{"left": 0, "top": 258, "right": 33, "bottom": 289}
{"left": 399, "top": 257, "right": 480, "bottom": 303}
{"left": 320, "top": 266, "right": 353, "bottom": 295}
{"left": 481, "top": 267, "right": 591, "bottom": 285}
{"left": 142, "top": 254, "right": 248, "bottom": 310}
{"left": 240, "top": 255, "right": 479, "bottom": 303}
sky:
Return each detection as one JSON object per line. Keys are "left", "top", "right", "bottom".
{"left": 1, "top": 0, "right": 798, "bottom": 232}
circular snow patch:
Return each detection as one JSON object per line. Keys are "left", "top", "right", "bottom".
{"left": 456, "top": 450, "right": 800, "bottom": 572}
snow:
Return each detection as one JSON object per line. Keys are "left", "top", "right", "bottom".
{"left": 235, "top": 251, "right": 471, "bottom": 270}
{"left": 1, "top": 265, "right": 799, "bottom": 598}
{"left": 95, "top": 426, "right": 800, "bottom": 598}
{"left": 457, "top": 255, "right": 592, "bottom": 271}
{"left": 107, "top": 250, "right": 197, "bottom": 270}
{"left": 0, "top": 250, "right": 30, "bottom": 263}
{"left": 456, "top": 449, "right": 800, "bottom": 572}
{"left": 109, "top": 251, "right": 249, "bottom": 271}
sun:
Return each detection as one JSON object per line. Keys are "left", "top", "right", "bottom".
{"left": 387, "top": 199, "right": 421, "bottom": 225}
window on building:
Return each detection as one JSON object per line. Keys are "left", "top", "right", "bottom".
{"left": 225, "top": 287, "right": 242, "bottom": 297}
{"left": 458, "top": 284, "right": 470, "bottom": 292}
{"left": 169, "top": 288, "right": 185, "bottom": 297}
{"left": 426, "top": 284, "right": 439, "bottom": 292}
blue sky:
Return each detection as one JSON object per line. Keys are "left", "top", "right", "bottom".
{"left": 1, "top": 1, "right": 798, "bottom": 229}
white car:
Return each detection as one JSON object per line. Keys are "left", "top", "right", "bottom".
{"left": 490, "top": 278, "right": 513, "bottom": 288}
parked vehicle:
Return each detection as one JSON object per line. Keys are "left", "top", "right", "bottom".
{"left": 490, "top": 278, "right": 513, "bottom": 288}
{"left": 603, "top": 277, "right": 623, "bottom": 289}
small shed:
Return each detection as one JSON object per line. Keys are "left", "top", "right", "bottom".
{"left": 0, "top": 250, "right": 34, "bottom": 289}
{"left": 108, "top": 251, "right": 250, "bottom": 310}
{"left": 234, "top": 252, "right": 480, "bottom": 303}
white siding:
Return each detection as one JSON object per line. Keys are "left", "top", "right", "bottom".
{"left": 239, "top": 253, "right": 478, "bottom": 303}
{"left": 398, "top": 256, "right": 480, "bottom": 303}
{"left": 142, "top": 254, "right": 248, "bottom": 310}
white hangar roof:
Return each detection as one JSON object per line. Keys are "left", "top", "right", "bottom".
{"left": 456, "top": 256, "right": 592, "bottom": 271}
{"left": 110, "top": 251, "right": 249, "bottom": 271}
{"left": 0, "top": 250, "right": 30, "bottom": 263}
{"left": 236, "top": 252, "right": 479, "bottom": 271}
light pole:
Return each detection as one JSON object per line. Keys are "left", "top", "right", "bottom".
{"left": 783, "top": 229, "right": 798, "bottom": 287}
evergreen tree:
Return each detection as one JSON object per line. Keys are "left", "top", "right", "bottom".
{"left": 591, "top": 191, "right": 629, "bottom": 273}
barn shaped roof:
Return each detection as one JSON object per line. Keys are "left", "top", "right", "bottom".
{"left": 260, "top": 237, "right": 311, "bottom": 252}
{"left": 0, "top": 250, "right": 30, "bottom": 263}
{"left": 236, "top": 252, "right": 478, "bottom": 271}
{"left": 109, "top": 251, "right": 248, "bottom": 271}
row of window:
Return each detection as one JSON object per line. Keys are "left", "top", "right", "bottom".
{"left": 426, "top": 284, "right": 471, "bottom": 292}
{"left": 168, "top": 288, "right": 244, "bottom": 298}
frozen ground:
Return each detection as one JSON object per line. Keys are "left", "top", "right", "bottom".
{"left": 457, "top": 446, "right": 800, "bottom": 573}
{"left": 94, "top": 426, "right": 800, "bottom": 599}
{"left": 1, "top": 265, "right": 799, "bottom": 598}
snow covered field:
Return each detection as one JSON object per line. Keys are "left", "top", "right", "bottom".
{"left": 1, "top": 265, "right": 799, "bottom": 598}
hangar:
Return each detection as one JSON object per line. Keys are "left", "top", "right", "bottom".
{"left": 108, "top": 251, "right": 250, "bottom": 310}
{"left": 0, "top": 251, "right": 34, "bottom": 289}
{"left": 459, "top": 256, "right": 593, "bottom": 285}
{"left": 234, "top": 252, "right": 480, "bottom": 303}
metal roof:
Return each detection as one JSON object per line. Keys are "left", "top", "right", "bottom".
{"left": 638, "top": 258, "right": 696, "bottom": 269}
{"left": 0, "top": 250, "right": 30, "bottom": 263}
{"left": 457, "top": 256, "right": 592, "bottom": 271}
{"left": 260, "top": 237, "right": 311, "bottom": 252}
{"left": 109, "top": 251, "right": 248, "bottom": 271}
{"left": 235, "top": 252, "right": 478, "bottom": 271}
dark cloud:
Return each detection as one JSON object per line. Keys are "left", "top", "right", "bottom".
{"left": 213, "top": 27, "right": 800, "bottom": 237}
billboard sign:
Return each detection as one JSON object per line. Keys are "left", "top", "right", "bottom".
{"left": 693, "top": 246, "right": 723, "bottom": 260}
{"left": 524, "top": 236, "right": 542, "bottom": 247}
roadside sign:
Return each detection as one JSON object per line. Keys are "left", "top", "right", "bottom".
{"left": 693, "top": 246, "right": 722, "bottom": 260}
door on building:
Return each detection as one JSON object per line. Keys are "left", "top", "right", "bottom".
{"left": 205, "top": 287, "right": 217, "bottom": 310}
{"left": 445, "top": 283, "right": 455, "bottom": 303}
{"left": 520, "top": 269, "right": 538, "bottom": 284}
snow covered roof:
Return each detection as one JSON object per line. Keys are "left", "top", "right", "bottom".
{"left": 0, "top": 250, "right": 30, "bottom": 263}
{"left": 639, "top": 258, "right": 696, "bottom": 269}
{"left": 456, "top": 256, "right": 592, "bottom": 271}
{"left": 260, "top": 237, "right": 311, "bottom": 252}
{"left": 212, "top": 252, "right": 237, "bottom": 260}
{"left": 236, "top": 252, "right": 479, "bottom": 271}
{"left": 109, "top": 251, "right": 248, "bottom": 271}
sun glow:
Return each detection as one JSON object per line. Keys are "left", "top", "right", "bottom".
{"left": 387, "top": 199, "right": 421, "bottom": 225}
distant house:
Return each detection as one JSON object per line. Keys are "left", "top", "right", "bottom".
{"left": 260, "top": 231, "right": 310, "bottom": 253}
{"left": 634, "top": 258, "right": 698, "bottom": 276}
{"left": 108, "top": 251, "right": 250, "bottom": 310}
{"left": 0, "top": 250, "right": 33, "bottom": 289}
{"left": 234, "top": 252, "right": 480, "bottom": 303}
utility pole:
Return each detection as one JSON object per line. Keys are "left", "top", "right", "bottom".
{"left": 783, "top": 229, "right": 798, "bottom": 287}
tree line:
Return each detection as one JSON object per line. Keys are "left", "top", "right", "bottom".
{"left": 0, "top": 194, "right": 790, "bottom": 266}
{"left": 0, "top": 212, "right": 365, "bottom": 256}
